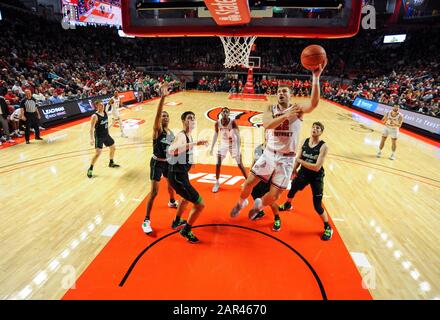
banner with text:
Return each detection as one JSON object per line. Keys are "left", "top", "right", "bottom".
{"left": 38, "top": 94, "right": 112, "bottom": 126}
{"left": 352, "top": 97, "right": 440, "bottom": 136}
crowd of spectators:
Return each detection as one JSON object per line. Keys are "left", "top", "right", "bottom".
{"left": 324, "top": 70, "right": 439, "bottom": 118}
{"left": 0, "top": 6, "right": 180, "bottom": 109}
{"left": 196, "top": 71, "right": 439, "bottom": 118}
{"left": 196, "top": 75, "right": 315, "bottom": 97}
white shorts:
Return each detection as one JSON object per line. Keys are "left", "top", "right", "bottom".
{"left": 111, "top": 107, "right": 120, "bottom": 119}
{"left": 250, "top": 149, "right": 295, "bottom": 190}
{"left": 106, "top": 105, "right": 120, "bottom": 119}
{"left": 382, "top": 127, "right": 399, "bottom": 139}
{"left": 218, "top": 142, "right": 240, "bottom": 162}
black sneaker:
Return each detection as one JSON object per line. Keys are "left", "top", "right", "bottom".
{"left": 171, "top": 218, "right": 187, "bottom": 230}
{"left": 87, "top": 169, "right": 93, "bottom": 178}
{"left": 35, "top": 137, "right": 43, "bottom": 140}
{"left": 179, "top": 229, "right": 200, "bottom": 243}
{"left": 279, "top": 202, "right": 292, "bottom": 211}
{"left": 109, "top": 162, "right": 120, "bottom": 168}
{"left": 251, "top": 210, "right": 265, "bottom": 221}
{"left": 273, "top": 218, "right": 281, "bottom": 232}
{"left": 321, "top": 226, "right": 333, "bottom": 241}
{"left": 26, "top": 141, "right": 30, "bottom": 144}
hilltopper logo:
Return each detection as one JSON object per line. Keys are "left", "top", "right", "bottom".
{"left": 205, "top": 107, "right": 263, "bottom": 128}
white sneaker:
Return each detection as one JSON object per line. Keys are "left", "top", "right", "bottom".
{"left": 121, "top": 133, "right": 128, "bottom": 138}
{"left": 376, "top": 151, "right": 382, "bottom": 158}
{"left": 7, "top": 138, "right": 15, "bottom": 143}
{"left": 142, "top": 220, "right": 153, "bottom": 234}
{"left": 39, "top": 126, "right": 45, "bottom": 131}
{"left": 212, "top": 181, "right": 220, "bottom": 193}
{"left": 230, "top": 199, "right": 249, "bottom": 218}
{"left": 389, "top": 154, "right": 396, "bottom": 160}
{"left": 168, "top": 200, "right": 179, "bottom": 208}
{"left": 248, "top": 198, "right": 263, "bottom": 220}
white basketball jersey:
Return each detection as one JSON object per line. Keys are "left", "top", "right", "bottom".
{"left": 265, "top": 104, "right": 301, "bottom": 154}
{"left": 105, "top": 97, "right": 120, "bottom": 114}
{"left": 111, "top": 97, "right": 120, "bottom": 112}
{"left": 385, "top": 111, "right": 403, "bottom": 128}
{"left": 218, "top": 118, "right": 236, "bottom": 145}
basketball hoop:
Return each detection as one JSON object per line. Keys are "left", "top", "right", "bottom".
{"left": 219, "top": 36, "right": 257, "bottom": 69}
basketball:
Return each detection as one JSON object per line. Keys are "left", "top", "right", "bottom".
{"left": 301, "top": 45, "right": 327, "bottom": 71}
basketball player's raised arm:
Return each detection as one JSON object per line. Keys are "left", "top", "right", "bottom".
{"left": 209, "top": 122, "right": 219, "bottom": 155}
{"left": 300, "top": 63, "right": 326, "bottom": 114}
{"left": 89, "top": 114, "right": 97, "bottom": 146}
{"left": 153, "top": 84, "right": 169, "bottom": 139}
{"left": 263, "top": 105, "right": 289, "bottom": 129}
{"left": 298, "top": 144, "right": 328, "bottom": 172}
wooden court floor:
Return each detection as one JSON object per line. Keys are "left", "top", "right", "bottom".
{"left": 0, "top": 92, "right": 439, "bottom": 299}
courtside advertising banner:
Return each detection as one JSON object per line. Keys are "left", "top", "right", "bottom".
{"left": 38, "top": 94, "right": 112, "bottom": 126}
{"left": 353, "top": 97, "right": 440, "bottom": 136}
{"left": 203, "top": 0, "right": 251, "bottom": 26}
{"left": 118, "top": 90, "right": 136, "bottom": 104}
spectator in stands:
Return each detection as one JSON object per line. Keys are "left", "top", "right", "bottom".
{"left": 48, "top": 91, "right": 65, "bottom": 104}
{"left": 0, "top": 91, "right": 15, "bottom": 144}
{"left": 33, "top": 88, "right": 46, "bottom": 103}
{"left": 4, "top": 89, "right": 19, "bottom": 106}
{"left": 8, "top": 102, "right": 23, "bottom": 138}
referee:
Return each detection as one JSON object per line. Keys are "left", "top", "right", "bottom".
{"left": 20, "top": 89, "right": 43, "bottom": 144}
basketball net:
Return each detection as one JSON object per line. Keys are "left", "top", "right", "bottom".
{"left": 219, "top": 36, "right": 257, "bottom": 69}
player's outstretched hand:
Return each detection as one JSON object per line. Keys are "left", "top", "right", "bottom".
{"left": 312, "top": 59, "right": 327, "bottom": 77}
{"left": 160, "top": 82, "right": 172, "bottom": 97}
{"left": 196, "top": 139, "right": 209, "bottom": 146}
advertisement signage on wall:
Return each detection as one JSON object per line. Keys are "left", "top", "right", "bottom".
{"left": 352, "top": 97, "right": 440, "bottom": 136}
{"left": 118, "top": 91, "right": 137, "bottom": 105}
{"left": 36, "top": 91, "right": 137, "bottom": 127}
{"left": 38, "top": 94, "right": 112, "bottom": 126}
